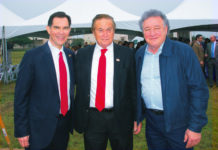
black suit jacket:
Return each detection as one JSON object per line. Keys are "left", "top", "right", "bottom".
{"left": 74, "top": 43, "right": 136, "bottom": 133}
{"left": 14, "top": 42, "right": 75, "bottom": 149}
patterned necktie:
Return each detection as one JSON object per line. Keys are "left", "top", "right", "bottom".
{"left": 59, "top": 51, "right": 68, "bottom": 116}
{"left": 95, "top": 49, "right": 107, "bottom": 112}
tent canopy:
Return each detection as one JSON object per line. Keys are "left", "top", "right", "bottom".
{"left": 1, "top": 0, "right": 218, "bottom": 39}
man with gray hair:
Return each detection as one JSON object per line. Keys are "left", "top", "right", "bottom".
{"left": 205, "top": 35, "right": 218, "bottom": 87}
{"left": 135, "top": 9, "right": 209, "bottom": 150}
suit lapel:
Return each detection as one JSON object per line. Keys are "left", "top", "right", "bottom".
{"left": 63, "top": 48, "right": 74, "bottom": 100}
{"left": 113, "top": 44, "right": 122, "bottom": 108}
{"left": 43, "top": 43, "right": 59, "bottom": 91}
{"left": 208, "top": 44, "right": 211, "bottom": 57}
{"left": 215, "top": 42, "right": 218, "bottom": 57}
{"left": 87, "top": 45, "right": 95, "bottom": 105}
{"left": 137, "top": 45, "right": 146, "bottom": 82}
{"left": 63, "top": 48, "right": 73, "bottom": 83}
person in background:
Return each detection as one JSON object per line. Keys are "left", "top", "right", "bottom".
{"left": 205, "top": 35, "right": 218, "bottom": 87}
{"left": 192, "top": 34, "right": 205, "bottom": 69}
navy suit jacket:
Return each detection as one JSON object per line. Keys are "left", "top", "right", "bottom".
{"left": 136, "top": 37, "right": 209, "bottom": 132}
{"left": 74, "top": 43, "right": 137, "bottom": 133}
{"left": 14, "top": 42, "right": 75, "bottom": 149}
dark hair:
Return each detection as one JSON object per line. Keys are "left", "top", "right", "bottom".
{"left": 139, "top": 9, "right": 170, "bottom": 34}
{"left": 91, "top": 14, "right": 116, "bottom": 31}
{"left": 195, "top": 34, "right": 202, "bottom": 40}
{"left": 48, "top": 11, "right": 71, "bottom": 26}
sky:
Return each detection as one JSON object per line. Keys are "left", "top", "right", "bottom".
{"left": 0, "top": 0, "right": 184, "bottom": 20}
{"left": 0, "top": 0, "right": 66, "bottom": 19}
{"left": 0, "top": 0, "right": 217, "bottom": 38}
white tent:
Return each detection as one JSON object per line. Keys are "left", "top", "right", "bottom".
{"left": 0, "top": 0, "right": 218, "bottom": 39}
{"left": 0, "top": 0, "right": 141, "bottom": 39}
{"left": 1, "top": 0, "right": 218, "bottom": 83}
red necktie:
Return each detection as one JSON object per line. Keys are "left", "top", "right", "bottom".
{"left": 59, "top": 51, "right": 68, "bottom": 116}
{"left": 95, "top": 49, "right": 107, "bottom": 112}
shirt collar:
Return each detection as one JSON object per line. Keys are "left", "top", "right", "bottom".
{"left": 145, "top": 42, "right": 164, "bottom": 56}
{"left": 96, "top": 42, "right": 113, "bottom": 51}
{"left": 197, "top": 41, "right": 201, "bottom": 45}
{"left": 48, "top": 40, "right": 64, "bottom": 54}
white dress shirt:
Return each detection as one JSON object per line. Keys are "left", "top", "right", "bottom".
{"left": 90, "top": 43, "right": 114, "bottom": 108}
{"left": 48, "top": 41, "right": 71, "bottom": 111}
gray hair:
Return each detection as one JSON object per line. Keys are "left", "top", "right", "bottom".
{"left": 139, "top": 9, "right": 170, "bottom": 34}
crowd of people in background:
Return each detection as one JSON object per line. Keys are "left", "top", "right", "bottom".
{"left": 66, "top": 33, "right": 217, "bottom": 88}
{"left": 190, "top": 34, "right": 218, "bottom": 87}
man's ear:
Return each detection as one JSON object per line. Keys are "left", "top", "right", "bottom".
{"left": 46, "top": 26, "right": 50, "bottom": 35}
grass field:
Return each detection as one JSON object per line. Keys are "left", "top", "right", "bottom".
{"left": 0, "top": 50, "right": 217, "bottom": 149}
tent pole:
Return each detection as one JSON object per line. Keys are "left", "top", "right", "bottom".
{"left": 2, "top": 26, "right": 9, "bottom": 84}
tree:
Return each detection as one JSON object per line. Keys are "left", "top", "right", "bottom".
{"left": 8, "top": 36, "right": 33, "bottom": 48}
{"left": 71, "top": 38, "right": 84, "bottom": 47}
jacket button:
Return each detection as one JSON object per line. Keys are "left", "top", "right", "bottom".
{"left": 86, "top": 109, "right": 89, "bottom": 112}
{"left": 88, "top": 94, "right": 90, "bottom": 98}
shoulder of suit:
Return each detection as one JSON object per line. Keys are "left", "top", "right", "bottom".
{"left": 136, "top": 44, "right": 146, "bottom": 57}
{"left": 77, "top": 45, "right": 95, "bottom": 54}
{"left": 114, "top": 43, "right": 133, "bottom": 53}
{"left": 25, "top": 43, "right": 47, "bottom": 54}
{"left": 168, "top": 39, "right": 195, "bottom": 57}
{"left": 64, "top": 47, "right": 74, "bottom": 54}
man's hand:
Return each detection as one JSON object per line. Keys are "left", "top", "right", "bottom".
{"left": 18, "top": 135, "right": 30, "bottom": 148}
{"left": 184, "top": 129, "right": 201, "bottom": 148}
{"left": 200, "top": 61, "right": 204, "bottom": 66}
{"left": 133, "top": 121, "right": 142, "bottom": 135}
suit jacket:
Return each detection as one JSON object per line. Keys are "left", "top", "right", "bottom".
{"left": 192, "top": 41, "right": 204, "bottom": 62}
{"left": 206, "top": 41, "right": 218, "bottom": 60}
{"left": 74, "top": 43, "right": 136, "bottom": 133}
{"left": 216, "top": 43, "right": 218, "bottom": 61}
{"left": 136, "top": 37, "right": 209, "bottom": 132}
{"left": 14, "top": 42, "right": 75, "bottom": 149}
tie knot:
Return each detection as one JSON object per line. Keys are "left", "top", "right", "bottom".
{"left": 59, "top": 51, "right": 63, "bottom": 56}
{"left": 101, "top": 49, "right": 107, "bottom": 55}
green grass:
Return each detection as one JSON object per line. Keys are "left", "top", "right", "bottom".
{"left": 0, "top": 50, "right": 216, "bottom": 149}
{"left": 212, "top": 87, "right": 218, "bottom": 150}
{"left": 10, "top": 49, "right": 26, "bottom": 65}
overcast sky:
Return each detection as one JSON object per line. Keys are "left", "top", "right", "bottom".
{"left": 0, "top": 0, "right": 184, "bottom": 20}
{"left": 0, "top": 0, "right": 217, "bottom": 38}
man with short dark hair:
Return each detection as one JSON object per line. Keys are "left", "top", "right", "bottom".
{"left": 74, "top": 14, "right": 137, "bottom": 150}
{"left": 14, "top": 11, "right": 75, "bottom": 150}
{"left": 135, "top": 9, "right": 209, "bottom": 150}
{"left": 192, "top": 34, "right": 204, "bottom": 68}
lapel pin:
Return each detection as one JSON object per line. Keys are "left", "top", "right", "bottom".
{"left": 68, "top": 54, "right": 72, "bottom": 57}
{"left": 116, "top": 58, "right": 120, "bottom": 62}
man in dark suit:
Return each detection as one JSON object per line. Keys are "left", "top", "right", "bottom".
{"left": 135, "top": 9, "right": 209, "bottom": 150}
{"left": 74, "top": 14, "right": 137, "bottom": 150}
{"left": 14, "top": 11, "right": 75, "bottom": 150}
{"left": 205, "top": 35, "right": 218, "bottom": 87}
